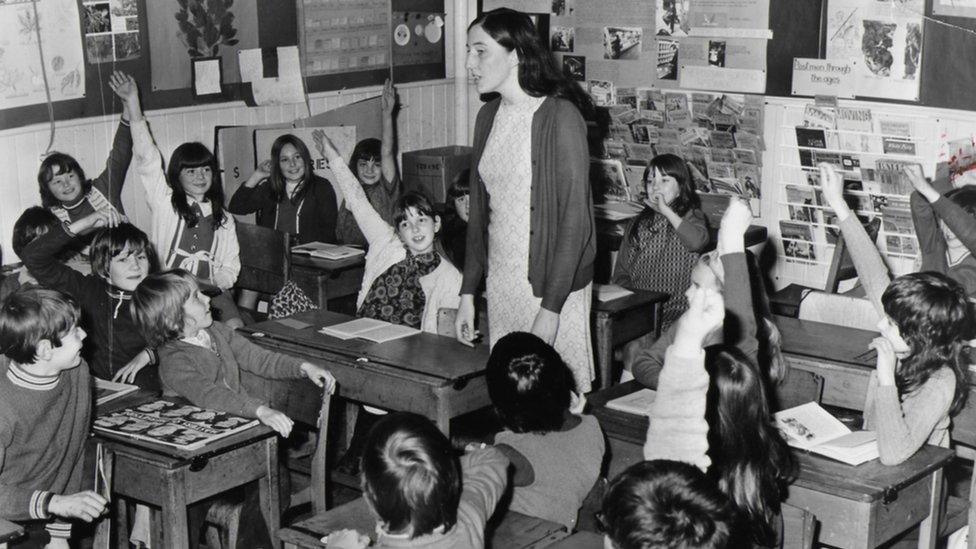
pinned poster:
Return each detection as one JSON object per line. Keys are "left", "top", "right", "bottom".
{"left": 253, "top": 127, "right": 358, "bottom": 188}
{"left": 238, "top": 46, "right": 305, "bottom": 106}
{"left": 792, "top": 58, "right": 856, "bottom": 98}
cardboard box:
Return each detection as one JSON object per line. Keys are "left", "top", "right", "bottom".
{"left": 401, "top": 146, "right": 472, "bottom": 204}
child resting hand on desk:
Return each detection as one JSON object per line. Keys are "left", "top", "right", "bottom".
{"left": 132, "top": 269, "right": 336, "bottom": 437}
{"left": 820, "top": 163, "right": 973, "bottom": 465}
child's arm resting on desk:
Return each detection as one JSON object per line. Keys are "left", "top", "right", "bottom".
{"left": 644, "top": 286, "right": 723, "bottom": 472}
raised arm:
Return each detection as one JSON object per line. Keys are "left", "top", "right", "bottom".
{"left": 380, "top": 79, "right": 399, "bottom": 189}
{"left": 716, "top": 198, "right": 759, "bottom": 359}
{"left": 644, "top": 285, "right": 724, "bottom": 472}
{"left": 21, "top": 211, "right": 121, "bottom": 298}
{"left": 819, "top": 163, "right": 891, "bottom": 315}
{"left": 313, "top": 130, "right": 396, "bottom": 246}
{"left": 90, "top": 71, "right": 140, "bottom": 212}
{"left": 129, "top": 109, "right": 170, "bottom": 213}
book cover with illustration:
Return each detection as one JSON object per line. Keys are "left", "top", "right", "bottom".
{"left": 94, "top": 400, "right": 259, "bottom": 451}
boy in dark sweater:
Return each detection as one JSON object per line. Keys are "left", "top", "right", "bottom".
{"left": 21, "top": 210, "right": 160, "bottom": 391}
{"left": 0, "top": 288, "right": 108, "bottom": 548}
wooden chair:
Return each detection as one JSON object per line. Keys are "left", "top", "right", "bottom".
{"left": 824, "top": 216, "right": 882, "bottom": 294}
{"left": 235, "top": 223, "right": 292, "bottom": 321}
{"left": 781, "top": 503, "right": 817, "bottom": 549}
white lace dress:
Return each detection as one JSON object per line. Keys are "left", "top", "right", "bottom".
{"left": 478, "top": 96, "right": 594, "bottom": 392}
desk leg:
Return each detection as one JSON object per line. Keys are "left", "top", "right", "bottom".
{"left": 260, "top": 437, "right": 282, "bottom": 549}
{"left": 93, "top": 446, "right": 114, "bottom": 549}
{"left": 917, "top": 469, "right": 944, "bottom": 549}
{"left": 593, "top": 313, "right": 612, "bottom": 390}
{"left": 161, "top": 469, "right": 190, "bottom": 548}
{"left": 113, "top": 499, "right": 128, "bottom": 549}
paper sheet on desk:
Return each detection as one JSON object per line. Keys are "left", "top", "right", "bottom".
{"left": 276, "top": 318, "right": 311, "bottom": 330}
{"left": 594, "top": 284, "right": 634, "bottom": 302}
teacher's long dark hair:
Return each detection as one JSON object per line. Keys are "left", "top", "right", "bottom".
{"left": 470, "top": 8, "right": 592, "bottom": 117}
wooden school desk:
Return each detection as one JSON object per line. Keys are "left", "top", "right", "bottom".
{"left": 290, "top": 253, "right": 366, "bottom": 310}
{"left": 93, "top": 392, "right": 281, "bottom": 548}
{"left": 777, "top": 315, "right": 879, "bottom": 410}
{"left": 591, "top": 289, "right": 668, "bottom": 389}
{"left": 588, "top": 382, "right": 954, "bottom": 549}
{"left": 242, "top": 309, "right": 491, "bottom": 435}
{"left": 277, "top": 497, "right": 569, "bottom": 549}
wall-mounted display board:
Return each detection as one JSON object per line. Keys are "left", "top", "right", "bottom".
{"left": 0, "top": 0, "right": 443, "bottom": 131}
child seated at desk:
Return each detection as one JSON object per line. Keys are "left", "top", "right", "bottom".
{"left": 599, "top": 460, "right": 733, "bottom": 549}
{"left": 820, "top": 164, "right": 972, "bottom": 465}
{"left": 0, "top": 288, "right": 108, "bottom": 549}
{"left": 908, "top": 164, "right": 976, "bottom": 298}
{"left": 442, "top": 169, "right": 470, "bottom": 269}
{"left": 359, "top": 412, "right": 509, "bottom": 549}
{"left": 487, "top": 331, "right": 604, "bottom": 530}
{"left": 628, "top": 198, "right": 786, "bottom": 388}
{"left": 645, "top": 284, "right": 794, "bottom": 547}
{"left": 21, "top": 209, "right": 160, "bottom": 390}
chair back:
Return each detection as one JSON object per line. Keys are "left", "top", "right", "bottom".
{"left": 824, "top": 217, "right": 881, "bottom": 294}
{"left": 311, "top": 390, "right": 333, "bottom": 515}
{"left": 236, "top": 223, "right": 291, "bottom": 295}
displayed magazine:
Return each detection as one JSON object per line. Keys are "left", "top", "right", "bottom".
{"left": 95, "top": 378, "right": 138, "bottom": 406}
{"left": 94, "top": 400, "right": 259, "bottom": 451}
{"left": 775, "top": 402, "right": 879, "bottom": 466}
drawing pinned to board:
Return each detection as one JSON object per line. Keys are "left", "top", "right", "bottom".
{"left": 392, "top": 12, "right": 444, "bottom": 67}
{"left": 655, "top": 0, "right": 690, "bottom": 37}
{"left": 656, "top": 39, "right": 678, "bottom": 80}
{"left": 239, "top": 46, "right": 304, "bottom": 106}
{"left": 551, "top": 26, "right": 574, "bottom": 52}
{"left": 707, "top": 40, "right": 725, "bottom": 67}
{"left": 604, "top": 27, "right": 642, "bottom": 60}
{"left": 82, "top": 0, "right": 141, "bottom": 64}
{"left": 0, "top": 0, "right": 85, "bottom": 109}
{"left": 146, "top": 0, "right": 258, "bottom": 91}
{"left": 563, "top": 55, "right": 585, "bottom": 81}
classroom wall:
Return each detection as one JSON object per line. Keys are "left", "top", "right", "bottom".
{"left": 762, "top": 95, "right": 976, "bottom": 291}
{"left": 0, "top": 78, "right": 457, "bottom": 265}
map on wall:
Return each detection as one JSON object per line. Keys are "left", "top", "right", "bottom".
{"left": 0, "top": 0, "right": 86, "bottom": 110}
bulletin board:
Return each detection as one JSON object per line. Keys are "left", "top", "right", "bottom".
{"left": 0, "top": 0, "right": 444, "bottom": 131}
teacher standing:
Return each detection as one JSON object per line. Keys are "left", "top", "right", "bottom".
{"left": 455, "top": 8, "right": 597, "bottom": 392}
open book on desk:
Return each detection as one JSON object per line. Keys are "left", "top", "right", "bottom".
{"left": 319, "top": 318, "right": 420, "bottom": 343}
{"left": 775, "top": 402, "right": 878, "bottom": 466}
{"left": 605, "top": 388, "right": 656, "bottom": 416}
{"left": 292, "top": 242, "right": 364, "bottom": 261}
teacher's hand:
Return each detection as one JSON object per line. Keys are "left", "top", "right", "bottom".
{"left": 455, "top": 294, "right": 479, "bottom": 347}
{"left": 531, "top": 308, "right": 560, "bottom": 346}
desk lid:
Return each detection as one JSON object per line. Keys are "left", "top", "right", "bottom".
{"left": 244, "top": 310, "right": 489, "bottom": 383}
{"left": 777, "top": 315, "right": 878, "bottom": 368}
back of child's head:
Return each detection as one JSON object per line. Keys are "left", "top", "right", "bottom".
{"left": 946, "top": 187, "right": 976, "bottom": 218}
{"left": 349, "top": 138, "right": 382, "bottom": 173}
{"left": 90, "top": 223, "right": 158, "bottom": 281}
{"left": 37, "top": 153, "right": 89, "bottom": 208}
{"left": 132, "top": 269, "right": 198, "bottom": 347}
{"left": 882, "top": 271, "right": 972, "bottom": 413}
{"left": 645, "top": 154, "right": 700, "bottom": 217}
{"left": 486, "top": 331, "right": 573, "bottom": 434}
{"left": 166, "top": 142, "right": 226, "bottom": 229}
{"left": 0, "top": 287, "right": 80, "bottom": 364}
{"left": 447, "top": 169, "right": 471, "bottom": 202}
{"left": 601, "top": 459, "right": 733, "bottom": 549}
{"left": 704, "top": 345, "right": 794, "bottom": 546}
{"left": 361, "top": 412, "right": 461, "bottom": 538}
{"left": 12, "top": 207, "right": 59, "bottom": 258}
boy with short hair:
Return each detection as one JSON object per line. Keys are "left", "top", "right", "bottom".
{"left": 361, "top": 412, "right": 509, "bottom": 549}
{"left": 0, "top": 288, "right": 107, "bottom": 548}
{"left": 600, "top": 460, "right": 732, "bottom": 549}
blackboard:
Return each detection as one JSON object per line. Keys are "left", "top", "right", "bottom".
{"left": 1, "top": 0, "right": 444, "bottom": 131}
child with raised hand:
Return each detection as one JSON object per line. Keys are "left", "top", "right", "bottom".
{"left": 132, "top": 269, "right": 335, "bottom": 436}
{"left": 907, "top": 164, "right": 976, "bottom": 297}
{"left": 487, "top": 331, "right": 605, "bottom": 530}
{"left": 646, "top": 283, "right": 795, "bottom": 546}
{"left": 628, "top": 197, "right": 786, "bottom": 388}
{"left": 129, "top": 102, "right": 243, "bottom": 328}
{"left": 820, "top": 163, "right": 972, "bottom": 465}
{"left": 314, "top": 130, "right": 460, "bottom": 333}
{"left": 613, "top": 154, "right": 710, "bottom": 333}
{"left": 1, "top": 208, "right": 59, "bottom": 302}
{"left": 20, "top": 207, "right": 160, "bottom": 390}
{"left": 599, "top": 460, "right": 733, "bottom": 549}
{"left": 336, "top": 79, "right": 403, "bottom": 246}
{"left": 38, "top": 71, "right": 135, "bottom": 225}
{"left": 360, "top": 412, "right": 509, "bottom": 549}
{"left": 0, "top": 288, "right": 108, "bottom": 548}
